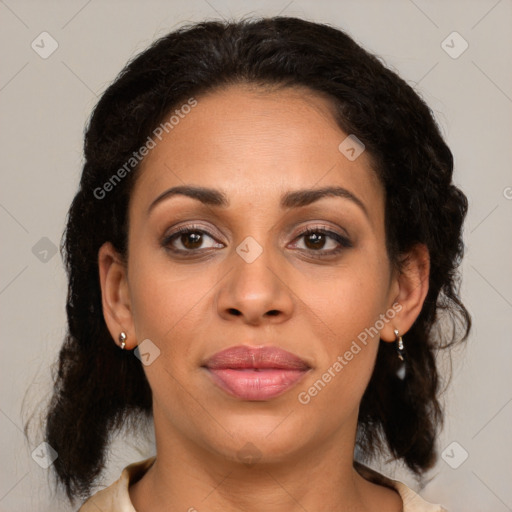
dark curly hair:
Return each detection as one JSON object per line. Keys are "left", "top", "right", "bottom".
{"left": 31, "top": 15, "right": 471, "bottom": 503}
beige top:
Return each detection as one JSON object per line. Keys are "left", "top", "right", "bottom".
{"left": 78, "top": 456, "right": 447, "bottom": 512}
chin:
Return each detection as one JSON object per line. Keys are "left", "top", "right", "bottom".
{"left": 198, "top": 413, "right": 312, "bottom": 465}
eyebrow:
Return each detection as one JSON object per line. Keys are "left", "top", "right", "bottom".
{"left": 147, "top": 185, "right": 369, "bottom": 219}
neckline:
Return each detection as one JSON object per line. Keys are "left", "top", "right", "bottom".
{"left": 120, "top": 456, "right": 439, "bottom": 512}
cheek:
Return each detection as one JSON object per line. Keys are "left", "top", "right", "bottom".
{"left": 293, "top": 259, "right": 387, "bottom": 410}
{"left": 300, "top": 253, "right": 388, "bottom": 344}
{"left": 127, "top": 254, "right": 214, "bottom": 413}
{"left": 127, "top": 247, "right": 215, "bottom": 361}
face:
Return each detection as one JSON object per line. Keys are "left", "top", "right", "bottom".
{"left": 104, "top": 84, "right": 404, "bottom": 463}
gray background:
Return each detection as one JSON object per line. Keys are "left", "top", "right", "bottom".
{"left": 1, "top": 0, "right": 511, "bottom": 511}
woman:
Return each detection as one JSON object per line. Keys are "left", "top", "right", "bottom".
{"left": 41, "top": 16, "right": 470, "bottom": 511}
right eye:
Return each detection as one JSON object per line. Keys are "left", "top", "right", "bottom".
{"left": 162, "top": 225, "right": 224, "bottom": 253}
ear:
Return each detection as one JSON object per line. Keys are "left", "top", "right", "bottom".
{"left": 380, "top": 243, "right": 430, "bottom": 342}
{"left": 98, "top": 241, "right": 136, "bottom": 350}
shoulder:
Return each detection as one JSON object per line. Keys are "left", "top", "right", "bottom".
{"left": 392, "top": 480, "right": 448, "bottom": 512}
{"left": 354, "top": 461, "right": 449, "bottom": 512}
{"left": 77, "top": 456, "right": 156, "bottom": 512}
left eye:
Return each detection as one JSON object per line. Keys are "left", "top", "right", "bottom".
{"left": 290, "top": 228, "right": 352, "bottom": 253}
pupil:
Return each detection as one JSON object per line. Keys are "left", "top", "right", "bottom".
{"left": 306, "top": 233, "right": 324, "bottom": 250}
{"left": 183, "top": 232, "right": 202, "bottom": 249}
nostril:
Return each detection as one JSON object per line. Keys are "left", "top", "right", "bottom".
{"left": 228, "top": 308, "right": 242, "bottom": 316}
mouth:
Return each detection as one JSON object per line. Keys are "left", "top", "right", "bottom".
{"left": 202, "top": 345, "right": 311, "bottom": 401}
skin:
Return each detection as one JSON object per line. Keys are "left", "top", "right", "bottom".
{"left": 98, "top": 83, "right": 429, "bottom": 512}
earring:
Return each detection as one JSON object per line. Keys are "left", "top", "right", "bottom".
{"left": 393, "top": 329, "right": 407, "bottom": 380}
{"left": 118, "top": 332, "right": 127, "bottom": 350}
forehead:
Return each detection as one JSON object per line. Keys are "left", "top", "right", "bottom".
{"left": 130, "top": 84, "right": 384, "bottom": 221}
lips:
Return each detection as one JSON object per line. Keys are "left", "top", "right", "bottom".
{"left": 202, "top": 345, "right": 311, "bottom": 400}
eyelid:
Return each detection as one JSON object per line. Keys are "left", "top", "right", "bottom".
{"left": 162, "top": 219, "right": 350, "bottom": 242}
{"left": 161, "top": 221, "right": 352, "bottom": 256}
{"left": 162, "top": 221, "right": 226, "bottom": 241}
{"left": 291, "top": 222, "right": 351, "bottom": 240}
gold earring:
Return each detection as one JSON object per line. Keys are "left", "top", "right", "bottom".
{"left": 118, "top": 332, "right": 127, "bottom": 350}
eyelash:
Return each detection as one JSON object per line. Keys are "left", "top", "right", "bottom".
{"left": 162, "top": 224, "right": 353, "bottom": 258}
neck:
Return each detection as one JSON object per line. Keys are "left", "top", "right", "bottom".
{"left": 129, "top": 407, "right": 402, "bottom": 512}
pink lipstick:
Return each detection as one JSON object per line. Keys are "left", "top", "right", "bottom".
{"left": 202, "top": 345, "right": 311, "bottom": 400}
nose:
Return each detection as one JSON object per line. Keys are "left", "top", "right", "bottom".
{"left": 215, "top": 240, "right": 294, "bottom": 326}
